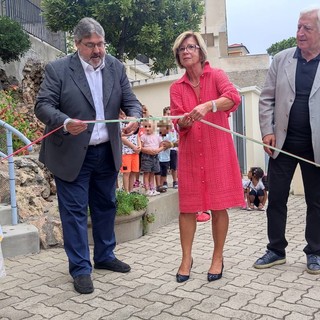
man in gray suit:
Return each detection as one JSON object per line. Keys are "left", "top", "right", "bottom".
{"left": 35, "top": 17, "right": 142, "bottom": 294}
{"left": 254, "top": 6, "right": 320, "bottom": 274}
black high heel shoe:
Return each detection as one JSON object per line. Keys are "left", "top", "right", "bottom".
{"left": 207, "top": 263, "right": 224, "bottom": 282}
{"left": 176, "top": 259, "right": 193, "bottom": 283}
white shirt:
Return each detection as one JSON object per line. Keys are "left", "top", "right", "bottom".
{"left": 79, "top": 54, "right": 109, "bottom": 145}
{"left": 248, "top": 179, "right": 265, "bottom": 192}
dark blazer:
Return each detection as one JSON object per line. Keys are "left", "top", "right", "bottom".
{"left": 35, "top": 53, "right": 141, "bottom": 181}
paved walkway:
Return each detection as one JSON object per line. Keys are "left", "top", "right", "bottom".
{"left": 1, "top": 195, "right": 320, "bottom": 320}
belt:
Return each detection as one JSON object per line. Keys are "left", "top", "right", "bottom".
{"left": 88, "top": 141, "right": 110, "bottom": 148}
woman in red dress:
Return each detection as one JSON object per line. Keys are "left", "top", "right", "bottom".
{"left": 170, "top": 31, "right": 244, "bottom": 282}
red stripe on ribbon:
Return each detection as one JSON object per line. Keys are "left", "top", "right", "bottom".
{"left": 1, "top": 125, "right": 64, "bottom": 162}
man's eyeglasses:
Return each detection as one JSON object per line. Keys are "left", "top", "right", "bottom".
{"left": 81, "top": 41, "right": 106, "bottom": 49}
{"left": 177, "top": 44, "right": 200, "bottom": 54}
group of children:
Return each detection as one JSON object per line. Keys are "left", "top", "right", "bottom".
{"left": 119, "top": 105, "right": 268, "bottom": 216}
{"left": 119, "top": 105, "right": 178, "bottom": 197}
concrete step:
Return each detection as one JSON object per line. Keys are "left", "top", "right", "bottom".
{"left": 1, "top": 223, "right": 40, "bottom": 258}
{"left": 0, "top": 203, "right": 12, "bottom": 225}
{"left": 0, "top": 203, "right": 40, "bottom": 258}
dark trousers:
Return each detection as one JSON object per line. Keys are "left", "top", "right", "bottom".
{"left": 55, "top": 142, "right": 118, "bottom": 278}
{"left": 267, "top": 151, "right": 320, "bottom": 256}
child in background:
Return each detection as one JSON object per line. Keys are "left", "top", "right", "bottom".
{"left": 140, "top": 119, "right": 165, "bottom": 196}
{"left": 242, "top": 172, "right": 250, "bottom": 209}
{"left": 162, "top": 106, "right": 178, "bottom": 189}
{"left": 133, "top": 104, "right": 149, "bottom": 189}
{"left": 155, "top": 120, "right": 175, "bottom": 193}
{"left": 246, "top": 167, "right": 268, "bottom": 211}
{"left": 116, "top": 110, "right": 126, "bottom": 190}
{"left": 120, "top": 112, "right": 141, "bottom": 193}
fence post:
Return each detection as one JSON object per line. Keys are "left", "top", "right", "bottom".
{"left": 6, "top": 130, "right": 18, "bottom": 225}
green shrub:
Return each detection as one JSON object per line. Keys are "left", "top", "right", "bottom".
{"left": 0, "top": 89, "right": 42, "bottom": 153}
{"left": 116, "top": 191, "right": 149, "bottom": 216}
{"left": 0, "top": 16, "right": 31, "bottom": 64}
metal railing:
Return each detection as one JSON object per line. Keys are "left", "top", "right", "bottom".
{"left": 1, "top": 0, "right": 66, "bottom": 52}
{"left": 0, "top": 120, "right": 32, "bottom": 225}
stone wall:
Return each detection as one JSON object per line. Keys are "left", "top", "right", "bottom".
{"left": 228, "top": 69, "right": 268, "bottom": 90}
{"left": 21, "top": 58, "right": 45, "bottom": 108}
{"left": 0, "top": 69, "right": 19, "bottom": 90}
{"left": 19, "top": 58, "right": 45, "bottom": 140}
{"left": 15, "top": 157, "right": 62, "bottom": 249}
{"left": 0, "top": 156, "right": 62, "bottom": 249}
{"left": 1, "top": 59, "right": 63, "bottom": 249}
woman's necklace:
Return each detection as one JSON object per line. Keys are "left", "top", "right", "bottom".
{"left": 190, "top": 80, "right": 200, "bottom": 88}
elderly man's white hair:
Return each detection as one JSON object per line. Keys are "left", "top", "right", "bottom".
{"left": 300, "top": 5, "right": 320, "bottom": 30}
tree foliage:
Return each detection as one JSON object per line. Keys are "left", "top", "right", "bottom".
{"left": 266, "top": 37, "right": 296, "bottom": 57}
{"left": 41, "top": 0, "right": 204, "bottom": 73}
{"left": 0, "top": 17, "right": 31, "bottom": 64}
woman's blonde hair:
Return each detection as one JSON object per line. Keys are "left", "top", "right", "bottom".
{"left": 172, "top": 30, "right": 207, "bottom": 69}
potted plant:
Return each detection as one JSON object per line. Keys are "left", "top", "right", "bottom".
{"left": 116, "top": 190, "right": 148, "bottom": 216}
{"left": 88, "top": 190, "right": 153, "bottom": 244}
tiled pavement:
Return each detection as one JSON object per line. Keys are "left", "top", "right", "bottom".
{"left": 1, "top": 195, "right": 320, "bottom": 320}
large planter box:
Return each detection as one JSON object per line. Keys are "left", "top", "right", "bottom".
{"left": 114, "top": 210, "right": 145, "bottom": 243}
{"left": 88, "top": 210, "right": 145, "bottom": 245}
{"left": 145, "top": 190, "right": 179, "bottom": 233}
{"left": 88, "top": 190, "right": 179, "bottom": 245}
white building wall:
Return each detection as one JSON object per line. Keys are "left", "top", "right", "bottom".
{"left": 239, "top": 87, "right": 266, "bottom": 172}
{"left": 132, "top": 79, "right": 173, "bottom": 116}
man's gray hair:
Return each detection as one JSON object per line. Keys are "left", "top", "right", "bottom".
{"left": 300, "top": 5, "right": 320, "bottom": 30}
{"left": 73, "top": 17, "right": 105, "bottom": 42}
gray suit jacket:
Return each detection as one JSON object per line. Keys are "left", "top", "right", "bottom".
{"left": 35, "top": 53, "right": 141, "bottom": 181}
{"left": 259, "top": 47, "right": 320, "bottom": 163}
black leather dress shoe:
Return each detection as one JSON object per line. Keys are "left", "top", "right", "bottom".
{"left": 207, "top": 263, "right": 224, "bottom": 282}
{"left": 307, "top": 254, "right": 320, "bottom": 274}
{"left": 94, "top": 258, "right": 131, "bottom": 273}
{"left": 73, "top": 274, "right": 94, "bottom": 294}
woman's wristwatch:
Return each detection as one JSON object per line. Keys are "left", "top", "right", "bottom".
{"left": 212, "top": 100, "right": 217, "bottom": 112}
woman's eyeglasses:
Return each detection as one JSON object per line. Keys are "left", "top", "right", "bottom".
{"left": 177, "top": 44, "right": 200, "bottom": 54}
